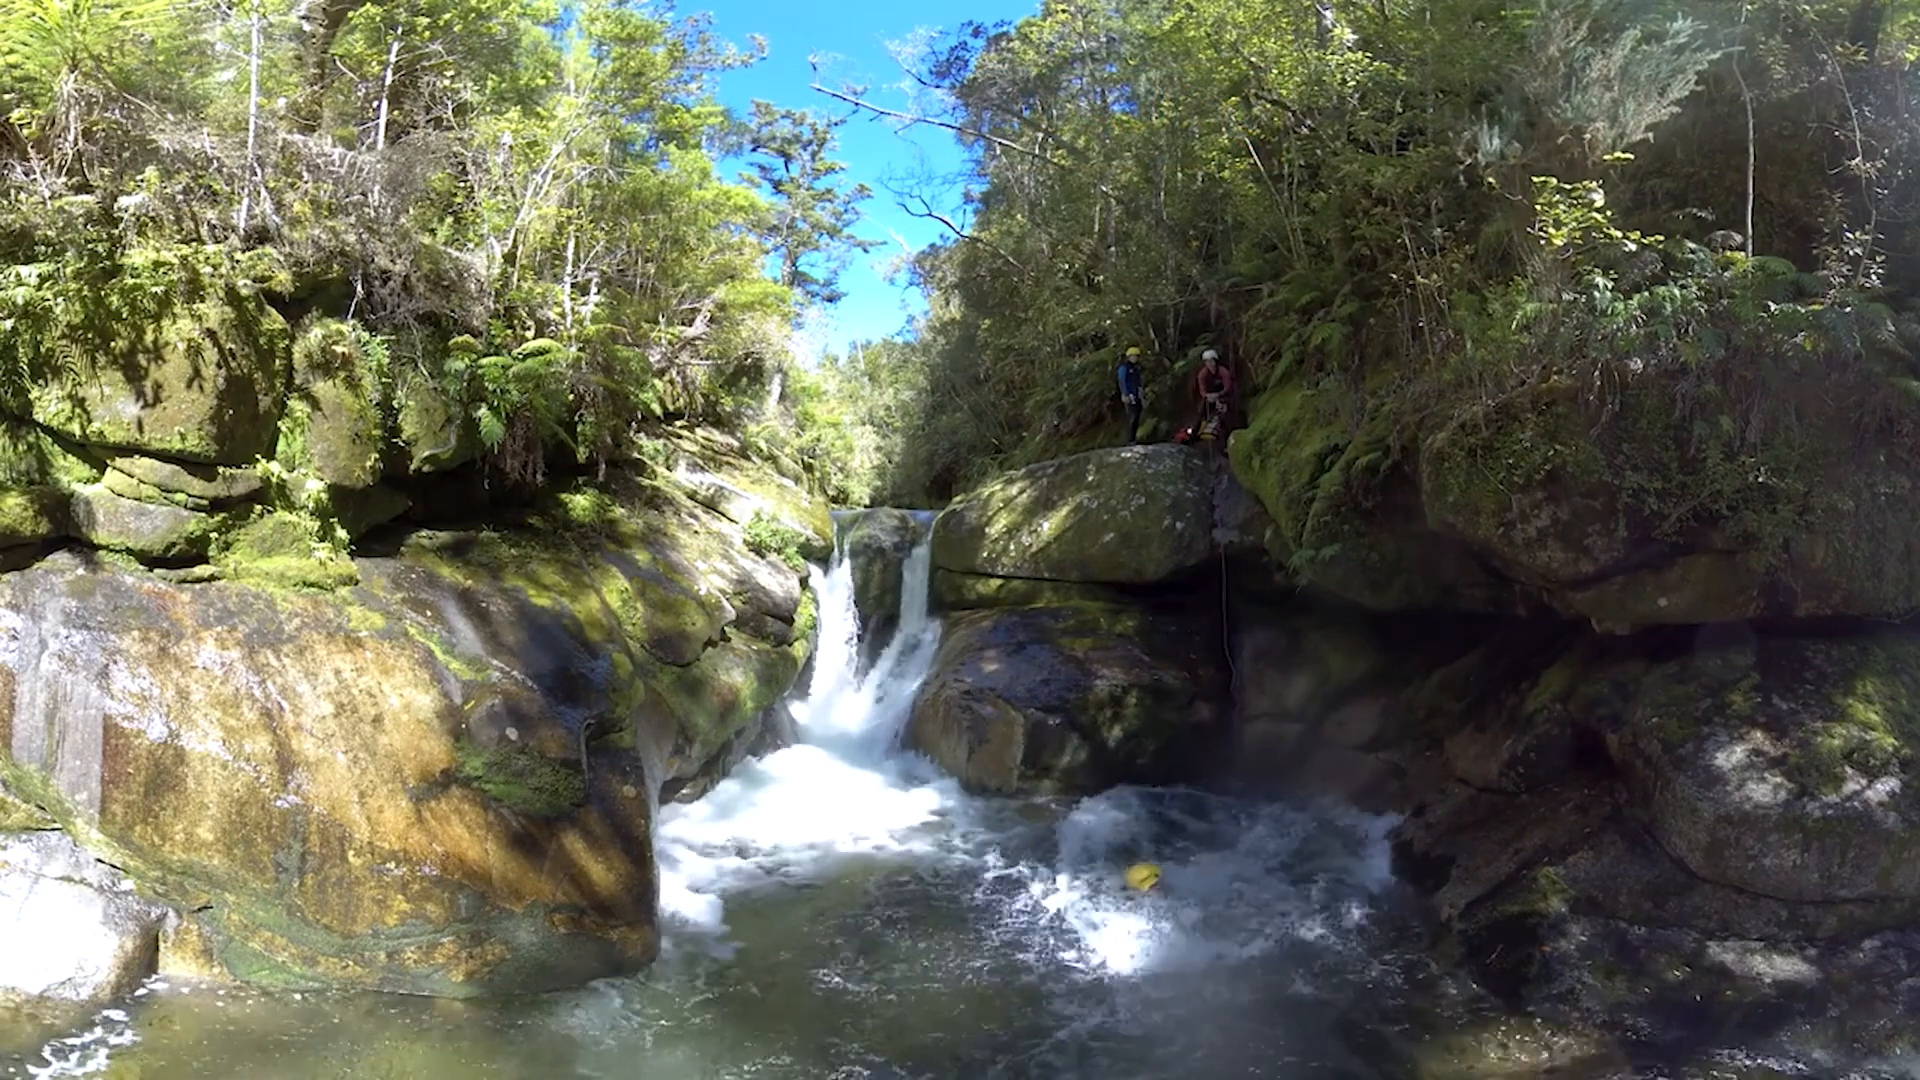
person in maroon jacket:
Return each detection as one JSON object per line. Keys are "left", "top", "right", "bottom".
{"left": 1192, "top": 348, "right": 1235, "bottom": 440}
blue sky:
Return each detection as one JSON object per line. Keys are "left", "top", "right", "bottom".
{"left": 701, "top": 0, "right": 1039, "bottom": 360}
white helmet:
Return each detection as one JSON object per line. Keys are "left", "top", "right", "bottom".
{"left": 1202, "top": 348, "right": 1219, "bottom": 362}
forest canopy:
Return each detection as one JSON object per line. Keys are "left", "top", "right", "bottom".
{"left": 822, "top": 0, "right": 1920, "bottom": 507}
{"left": 0, "top": 0, "right": 871, "bottom": 493}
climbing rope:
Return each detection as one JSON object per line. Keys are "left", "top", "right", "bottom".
{"left": 1204, "top": 434, "right": 1240, "bottom": 695}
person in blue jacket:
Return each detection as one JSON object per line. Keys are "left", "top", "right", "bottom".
{"left": 1116, "top": 346, "right": 1146, "bottom": 444}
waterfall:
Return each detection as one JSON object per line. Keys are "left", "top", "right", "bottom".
{"left": 650, "top": 515, "right": 954, "bottom": 950}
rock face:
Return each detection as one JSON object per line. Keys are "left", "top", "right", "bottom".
{"left": 24, "top": 261, "right": 288, "bottom": 466}
{"left": 842, "top": 508, "right": 925, "bottom": 665}
{"left": 907, "top": 444, "right": 1254, "bottom": 795}
{"left": 932, "top": 445, "right": 1216, "bottom": 585}
{"left": 906, "top": 602, "right": 1229, "bottom": 794}
{"left": 0, "top": 831, "right": 168, "bottom": 1007}
{"left": 1387, "top": 619, "right": 1920, "bottom": 1064}
{"left": 1612, "top": 631, "right": 1920, "bottom": 904}
{"left": 0, "top": 471, "right": 814, "bottom": 998}
{"left": 1231, "top": 357, "right": 1920, "bottom": 624}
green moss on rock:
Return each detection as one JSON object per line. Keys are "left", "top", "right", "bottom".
{"left": 0, "top": 486, "right": 66, "bottom": 547}
{"left": 16, "top": 245, "right": 290, "bottom": 464}
{"left": 214, "top": 511, "right": 360, "bottom": 590}
{"left": 451, "top": 742, "right": 587, "bottom": 819}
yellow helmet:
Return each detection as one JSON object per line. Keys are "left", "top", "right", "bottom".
{"left": 1124, "top": 862, "right": 1162, "bottom": 892}
{"left": 1125, "top": 346, "right": 1142, "bottom": 357}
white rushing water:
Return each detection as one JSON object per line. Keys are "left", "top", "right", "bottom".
{"left": 650, "top": 517, "right": 964, "bottom": 953}
{"left": 649, "top": 513, "right": 1398, "bottom": 979}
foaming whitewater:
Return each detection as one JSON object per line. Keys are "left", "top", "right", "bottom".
{"left": 651, "top": 516, "right": 964, "bottom": 949}
{"left": 648, "top": 513, "right": 1401, "bottom": 987}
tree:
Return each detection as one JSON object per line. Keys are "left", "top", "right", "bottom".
{"left": 743, "top": 101, "right": 876, "bottom": 306}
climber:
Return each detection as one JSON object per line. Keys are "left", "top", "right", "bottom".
{"left": 1192, "top": 348, "right": 1235, "bottom": 442}
{"left": 1116, "top": 346, "right": 1146, "bottom": 444}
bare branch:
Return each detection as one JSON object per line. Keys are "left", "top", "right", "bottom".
{"left": 807, "top": 82, "right": 1116, "bottom": 200}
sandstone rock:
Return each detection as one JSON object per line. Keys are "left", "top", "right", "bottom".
{"left": 1612, "top": 630, "right": 1920, "bottom": 904}
{"left": 661, "top": 428, "right": 834, "bottom": 561}
{"left": 0, "top": 831, "right": 167, "bottom": 1007}
{"left": 0, "top": 471, "right": 813, "bottom": 997}
{"left": 906, "top": 601, "right": 1227, "bottom": 794}
{"left": 932, "top": 445, "right": 1216, "bottom": 585}
{"left": 104, "top": 455, "right": 261, "bottom": 506}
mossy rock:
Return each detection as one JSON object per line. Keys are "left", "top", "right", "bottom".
{"left": 21, "top": 246, "right": 289, "bottom": 465}
{"left": 0, "top": 548, "right": 660, "bottom": 997}
{"left": 661, "top": 427, "right": 834, "bottom": 561}
{"left": 0, "top": 418, "right": 99, "bottom": 490}
{"left": 395, "top": 360, "right": 480, "bottom": 475}
{"left": 932, "top": 445, "right": 1215, "bottom": 585}
{"left": 905, "top": 601, "right": 1229, "bottom": 794}
{"left": 1229, "top": 376, "right": 1518, "bottom": 612}
{"left": 279, "top": 387, "right": 383, "bottom": 492}
{"left": 0, "top": 487, "right": 67, "bottom": 548}
{"left": 214, "top": 511, "right": 360, "bottom": 590}
{"left": 843, "top": 508, "right": 925, "bottom": 661}
{"left": 103, "top": 454, "right": 261, "bottom": 506}
{"left": 332, "top": 483, "right": 411, "bottom": 540}
{"left": 0, "top": 785, "right": 54, "bottom": 832}
{"left": 1613, "top": 630, "right": 1920, "bottom": 903}
{"left": 930, "top": 569, "right": 1122, "bottom": 612}
{"left": 66, "top": 485, "right": 229, "bottom": 561}
{"left": 451, "top": 742, "right": 586, "bottom": 819}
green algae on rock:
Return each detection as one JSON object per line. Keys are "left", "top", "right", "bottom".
{"left": 1613, "top": 630, "right": 1920, "bottom": 904}
{"left": 932, "top": 445, "right": 1215, "bottom": 585}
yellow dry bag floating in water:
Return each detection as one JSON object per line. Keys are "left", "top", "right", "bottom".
{"left": 1125, "top": 862, "right": 1162, "bottom": 892}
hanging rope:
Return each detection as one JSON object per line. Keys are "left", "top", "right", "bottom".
{"left": 1205, "top": 434, "right": 1239, "bottom": 694}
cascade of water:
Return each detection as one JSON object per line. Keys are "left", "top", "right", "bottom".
{"left": 650, "top": 514, "right": 956, "bottom": 948}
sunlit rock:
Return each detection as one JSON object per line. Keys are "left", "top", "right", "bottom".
{"left": 932, "top": 445, "right": 1215, "bottom": 585}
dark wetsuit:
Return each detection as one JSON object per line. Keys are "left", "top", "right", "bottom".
{"left": 1117, "top": 358, "right": 1144, "bottom": 444}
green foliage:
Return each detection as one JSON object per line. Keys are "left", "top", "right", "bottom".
{"left": 0, "top": 0, "right": 874, "bottom": 503}
{"left": 742, "top": 509, "right": 806, "bottom": 570}
{"left": 851, "top": 0, "right": 1920, "bottom": 508}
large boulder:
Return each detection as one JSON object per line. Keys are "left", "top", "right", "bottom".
{"left": 0, "top": 473, "right": 813, "bottom": 998}
{"left": 1611, "top": 629, "right": 1920, "bottom": 904}
{"left": 905, "top": 601, "right": 1229, "bottom": 794}
{"left": 0, "top": 831, "right": 167, "bottom": 1007}
{"left": 932, "top": 445, "right": 1216, "bottom": 585}
{"left": 280, "top": 319, "right": 385, "bottom": 491}
{"left": 842, "top": 508, "right": 925, "bottom": 664}
{"left": 18, "top": 247, "right": 288, "bottom": 465}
